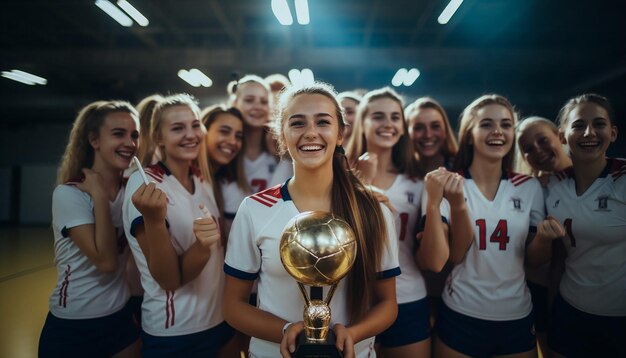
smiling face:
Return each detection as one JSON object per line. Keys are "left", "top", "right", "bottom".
{"left": 408, "top": 107, "right": 447, "bottom": 159}
{"left": 205, "top": 112, "right": 243, "bottom": 168}
{"left": 282, "top": 93, "right": 342, "bottom": 172}
{"left": 518, "top": 122, "right": 565, "bottom": 172}
{"left": 234, "top": 82, "right": 270, "bottom": 128}
{"left": 470, "top": 104, "right": 515, "bottom": 163}
{"left": 561, "top": 102, "right": 617, "bottom": 165}
{"left": 158, "top": 105, "right": 204, "bottom": 163}
{"left": 90, "top": 111, "right": 139, "bottom": 171}
{"left": 341, "top": 97, "right": 359, "bottom": 138}
{"left": 362, "top": 97, "right": 404, "bottom": 152}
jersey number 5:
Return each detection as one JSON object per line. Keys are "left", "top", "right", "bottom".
{"left": 476, "top": 219, "right": 509, "bottom": 250}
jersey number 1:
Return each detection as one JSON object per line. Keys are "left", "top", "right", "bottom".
{"left": 476, "top": 219, "right": 509, "bottom": 250}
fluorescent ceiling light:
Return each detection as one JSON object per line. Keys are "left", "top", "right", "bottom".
{"left": 288, "top": 69, "right": 301, "bottom": 86}
{"left": 391, "top": 68, "right": 408, "bottom": 87}
{"left": 178, "top": 70, "right": 201, "bottom": 87}
{"left": 271, "top": 0, "right": 293, "bottom": 25}
{"left": 438, "top": 0, "right": 463, "bottom": 25}
{"left": 2, "top": 71, "right": 36, "bottom": 85}
{"left": 117, "top": 0, "right": 149, "bottom": 27}
{"left": 403, "top": 68, "right": 420, "bottom": 86}
{"left": 295, "top": 0, "right": 310, "bottom": 25}
{"left": 95, "top": 0, "right": 133, "bottom": 27}
{"left": 189, "top": 69, "right": 213, "bottom": 88}
{"left": 10, "top": 69, "right": 47, "bottom": 85}
{"left": 300, "top": 68, "right": 314, "bottom": 85}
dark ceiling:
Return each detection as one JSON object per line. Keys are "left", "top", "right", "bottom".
{"left": 1, "top": 0, "right": 626, "bottom": 128}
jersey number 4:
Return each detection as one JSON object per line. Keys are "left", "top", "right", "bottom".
{"left": 476, "top": 219, "right": 509, "bottom": 250}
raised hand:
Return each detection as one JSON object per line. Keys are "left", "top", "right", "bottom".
{"left": 424, "top": 167, "right": 450, "bottom": 206}
{"left": 193, "top": 205, "right": 220, "bottom": 249}
{"left": 443, "top": 171, "right": 465, "bottom": 208}
{"left": 131, "top": 183, "right": 167, "bottom": 222}
{"left": 356, "top": 152, "right": 378, "bottom": 184}
{"left": 75, "top": 168, "right": 106, "bottom": 199}
{"left": 537, "top": 215, "right": 565, "bottom": 242}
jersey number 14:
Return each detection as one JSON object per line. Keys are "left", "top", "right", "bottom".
{"left": 476, "top": 219, "right": 509, "bottom": 250}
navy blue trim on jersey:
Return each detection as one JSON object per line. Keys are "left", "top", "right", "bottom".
{"left": 61, "top": 226, "right": 69, "bottom": 238}
{"left": 418, "top": 215, "right": 450, "bottom": 232}
{"left": 224, "top": 212, "right": 236, "bottom": 220}
{"left": 377, "top": 267, "right": 401, "bottom": 279}
{"left": 130, "top": 216, "right": 169, "bottom": 237}
{"left": 528, "top": 226, "right": 537, "bottom": 233}
{"left": 280, "top": 179, "right": 292, "bottom": 201}
{"left": 598, "top": 158, "right": 612, "bottom": 178}
{"left": 224, "top": 263, "right": 259, "bottom": 280}
{"left": 157, "top": 161, "right": 172, "bottom": 176}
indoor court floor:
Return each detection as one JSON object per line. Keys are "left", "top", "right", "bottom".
{"left": 0, "top": 227, "right": 56, "bottom": 358}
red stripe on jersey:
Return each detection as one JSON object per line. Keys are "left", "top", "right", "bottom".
{"left": 250, "top": 185, "right": 283, "bottom": 207}
{"left": 512, "top": 176, "right": 533, "bottom": 186}
{"left": 165, "top": 290, "right": 175, "bottom": 328}
{"left": 613, "top": 169, "right": 626, "bottom": 181}
{"left": 609, "top": 157, "right": 626, "bottom": 174}
{"left": 146, "top": 164, "right": 166, "bottom": 183}
{"left": 59, "top": 265, "right": 71, "bottom": 307}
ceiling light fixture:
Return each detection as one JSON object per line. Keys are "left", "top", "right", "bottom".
{"left": 295, "top": 0, "right": 310, "bottom": 25}
{"left": 438, "top": 0, "right": 463, "bottom": 25}
{"left": 1, "top": 70, "right": 47, "bottom": 85}
{"left": 178, "top": 69, "right": 212, "bottom": 88}
{"left": 391, "top": 68, "right": 408, "bottom": 87}
{"left": 95, "top": 0, "right": 133, "bottom": 27}
{"left": 403, "top": 68, "right": 421, "bottom": 86}
{"left": 271, "top": 0, "right": 293, "bottom": 26}
{"left": 117, "top": 0, "right": 149, "bottom": 27}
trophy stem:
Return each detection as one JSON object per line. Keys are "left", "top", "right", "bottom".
{"left": 297, "top": 282, "right": 311, "bottom": 306}
{"left": 325, "top": 284, "right": 338, "bottom": 305}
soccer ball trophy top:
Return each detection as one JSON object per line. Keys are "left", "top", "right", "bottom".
{"left": 280, "top": 211, "right": 357, "bottom": 358}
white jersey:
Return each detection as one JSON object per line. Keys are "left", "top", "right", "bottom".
{"left": 220, "top": 180, "right": 248, "bottom": 220}
{"left": 437, "top": 171, "right": 544, "bottom": 321}
{"left": 225, "top": 182, "right": 400, "bottom": 358}
{"left": 49, "top": 180, "right": 130, "bottom": 319}
{"left": 380, "top": 174, "right": 426, "bottom": 304}
{"left": 269, "top": 159, "right": 294, "bottom": 187}
{"left": 244, "top": 152, "right": 277, "bottom": 194}
{"left": 123, "top": 162, "right": 224, "bottom": 336}
{"left": 545, "top": 158, "right": 626, "bottom": 316}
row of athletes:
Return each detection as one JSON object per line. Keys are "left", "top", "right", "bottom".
{"left": 38, "top": 75, "right": 624, "bottom": 358}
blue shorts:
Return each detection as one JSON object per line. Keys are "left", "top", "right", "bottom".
{"left": 141, "top": 321, "right": 234, "bottom": 358}
{"left": 436, "top": 302, "right": 536, "bottom": 358}
{"left": 548, "top": 294, "right": 626, "bottom": 358}
{"left": 376, "top": 298, "right": 431, "bottom": 347}
{"left": 527, "top": 280, "right": 548, "bottom": 332}
{"left": 38, "top": 300, "right": 140, "bottom": 357}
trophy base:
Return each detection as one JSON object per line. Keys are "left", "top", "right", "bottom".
{"left": 292, "top": 330, "right": 343, "bottom": 358}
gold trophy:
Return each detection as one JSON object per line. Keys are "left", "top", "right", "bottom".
{"left": 280, "top": 211, "right": 357, "bottom": 358}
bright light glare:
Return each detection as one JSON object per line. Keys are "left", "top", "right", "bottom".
{"left": 271, "top": 0, "right": 293, "bottom": 25}
{"left": 288, "top": 69, "right": 301, "bottom": 86}
{"left": 11, "top": 69, "right": 47, "bottom": 85}
{"left": 295, "top": 0, "right": 310, "bottom": 25}
{"left": 300, "top": 68, "right": 314, "bottom": 85}
{"left": 189, "top": 69, "right": 213, "bottom": 88}
{"left": 438, "top": 0, "right": 463, "bottom": 25}
{"left": 391, "top": 68, "right": 408, "bottom": 87}
{"left": 2, "top": 71, "right": 36, "bottom": 85}
{"left": 95, "top": 0, "right": 133, "bottom": 27}
{"left": 178, "top": 69, "right": 201, "bottom": 87}
{"left": 403, "top": 68, "right": 420, "bottom": 86}
{"left": 117, "top": 0, "right": 149, "bottom": 26}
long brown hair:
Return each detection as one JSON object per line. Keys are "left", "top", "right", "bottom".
{"left": 405, "top": 96, "right": 458, "bottom": 160}
{"left": 136, "top": 94, "right": 164, "bottom": 166}
{"left": 273, "top": 82, "right": 389, "bottom": 322}
{"left": 454, "top": 94, "right": 518, "bottom": 173}
{"left": 149, "top": 94, "right": 212, "bottom": 185}
{"left": 346, "top": 87, "right": 421, "bottom": 178}
{"left": 200, "top": 104, "right": 249, "bottom": 214}
{"left": 57, "top": 100, "right": 138, "bottom": 184}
